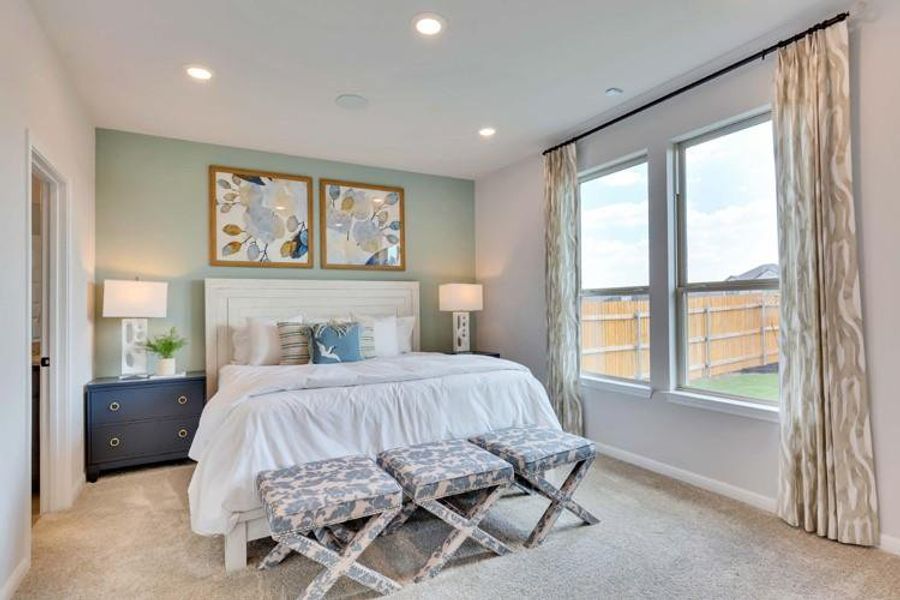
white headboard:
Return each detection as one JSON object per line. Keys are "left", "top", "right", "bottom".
{"left": 204, "top": 278, "right": 420, "bottom": 395}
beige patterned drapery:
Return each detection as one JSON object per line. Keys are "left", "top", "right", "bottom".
{"left": 773, "top": 20, "right": 879, "bottom": 546}
{"left": 544, "top": 143, "right": 584, "bottom": 435}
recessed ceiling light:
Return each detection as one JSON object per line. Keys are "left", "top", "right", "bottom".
{"left": 605, "top": 87, "right": 624, "bottom": 97}
{"left": 185, "top": 65, "right": 214, "bottom": 81}
{"left": 478, "top": 127, "right": 496, "bottom": 138}
{"left": 413, "top": 13, "right": 445, "bottom": 36}
{"left": 335, "top": 93, "right": 369, "bottom": 110}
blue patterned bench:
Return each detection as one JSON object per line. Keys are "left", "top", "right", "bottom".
{"left": 377, "top": 439, "right": 515, "bottom": 582}
{"left": 470, "top": 427, "right": 599, "bottom": 547}
{"left": 256, "top": 455, "right": 403, "bottom": 599}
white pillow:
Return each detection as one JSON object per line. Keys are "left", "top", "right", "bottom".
{"left": 247, "top": 315, "right": 303, "bottom": 365}
{"left": 396, "top": 316, "right": 416, "bottom": 353}
{"left": 374, "top": 315, "right": 400, "bottom": 357}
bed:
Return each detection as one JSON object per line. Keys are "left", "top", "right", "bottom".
{"left": 190, "top": 278, "right": 559, "bottom": 571}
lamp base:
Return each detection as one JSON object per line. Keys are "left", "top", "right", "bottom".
{"left": 452, "top": 311, "right": 471, "bottom": 353}
{"left": 121, "top": 318, "right": 149, "bottom": 377}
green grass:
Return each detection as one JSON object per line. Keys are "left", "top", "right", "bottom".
{"left": 690, "top": 372, "right": 779, "bottom": 403}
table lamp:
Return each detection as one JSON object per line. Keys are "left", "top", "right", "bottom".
{"left": 439, "top": 283, "right": 483, "bottom": 353}
{"left": 102, "top": 279, "right": 168, "bottom": 377}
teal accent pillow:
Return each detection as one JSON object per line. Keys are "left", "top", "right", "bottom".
{"left": 311, "top": 322, "right": 362, "bottom": 364}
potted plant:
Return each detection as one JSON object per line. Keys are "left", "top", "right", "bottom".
{"left": 142, "top": 327, "right": 188, "bottom": 376}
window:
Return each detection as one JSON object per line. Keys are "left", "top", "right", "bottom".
{"left": 579, "top": 157, "right": 649, "bottom": 382}
{"left": 675, "top": 115, "right": 779, "bottom": 404}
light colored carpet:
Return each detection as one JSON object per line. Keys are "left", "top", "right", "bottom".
{"left": 15, "top": 457, "right": 900, "bottom": 599}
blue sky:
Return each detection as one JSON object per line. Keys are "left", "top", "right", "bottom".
{"left": 580, "top": 120, "right": 778, "bottom": 289}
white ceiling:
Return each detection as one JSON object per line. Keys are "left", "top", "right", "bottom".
{"left": 31, "top": 0, "right": 847, "bottom": 179}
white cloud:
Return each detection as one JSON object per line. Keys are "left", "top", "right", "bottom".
{"left": 601, "top": 169, "right": 642, "bottom": 187}
{"left": 686, "top": 199, "right": 778, "bottom": 281}
{"left": 581, "top": 202, "right": 646, "bottom": 229}
{"left": 581, "top": 236, "right": 649, "bottom": 289}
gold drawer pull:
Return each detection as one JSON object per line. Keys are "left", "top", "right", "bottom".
{"left": 109, "top": 437, "right": 121, "bottom": 448}
{"left": 177, "top": 395, "right": 188, "bottom": 405}
{"left": 109, "top": 401, "right": 120, "bottom": 412}
{"left": 178, "top": 428, "right": 189, "bottom": 439}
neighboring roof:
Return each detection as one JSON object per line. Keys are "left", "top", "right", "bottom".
{"left": 727, "top": 264, "right": 780, "bottom": 281}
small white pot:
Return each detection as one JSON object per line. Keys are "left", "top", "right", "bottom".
{"left": 156, "top": 357, "right": 176, "bottom": 376}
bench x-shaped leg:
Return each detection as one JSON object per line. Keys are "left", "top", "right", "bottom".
{"left": 258, "top": 541, "right": 294, "bottom": 570}
{"left": 520, "top": 455, "right": 599, "bottom": 548}
{"left": 414, "top": 485, "right": 511, "bottom": 583}
{"left": 382, "top": 500, "right": 419, "bottom": 536}
{"left": 262, "top": 507, "right": 402, "bottom": 600}
{"left": 260, "top": 521, "right": 357, "bottom": 570}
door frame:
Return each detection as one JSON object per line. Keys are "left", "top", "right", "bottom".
{"left": 26, "top": 135, "right": 73, "bottom": 517}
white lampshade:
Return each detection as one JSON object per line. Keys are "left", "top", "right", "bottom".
{"left": 102, "top": 279, "right": 168, "bottom": 318}
{"left": 439, "top": 283, "right": 483, "bottom": 312}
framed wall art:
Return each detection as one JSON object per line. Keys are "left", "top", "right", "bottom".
{"left": 319, "top": 179, "right": 405, "bottom": 270}
{"left": 209, "top": 165, "right": 313, "bottom": 268}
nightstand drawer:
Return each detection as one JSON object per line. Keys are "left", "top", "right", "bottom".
{"left": 90, "top": 417, "right": 198, "bottom": 464}
{"left": 89, "top": 380, "right": 205, "bottom": 425}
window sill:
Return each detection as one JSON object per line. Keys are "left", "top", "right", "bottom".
{"left": 663, "top": 390, "right": 779, "bottom": 423}
{"left": 579, "top": 375, "right": 653, "bottom": 398}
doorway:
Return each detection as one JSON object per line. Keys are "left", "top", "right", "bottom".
{"left": 28, "top": 145, "right": 70, "bottom": 523}
{"left": 30, "top": 170, "right": 50, "bottom": 523}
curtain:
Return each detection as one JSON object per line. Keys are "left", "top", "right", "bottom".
{"left": 773, "top": 20, "right": 879, "bottom": 546}
{"left": 544, "top": 143, "right": 583, "bottom": 435}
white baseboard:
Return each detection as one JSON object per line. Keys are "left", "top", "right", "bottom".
{"left": 1, "top": 556, "right": 30, "bottom": 600}
{"left": 879, "top": 533, "right": 900, "bottom": 556}
{"left": 596, "top": 442, "right": 900, "bottom": 557}
{"left": 595, "top": 441, "right": 777, "bottom": 513}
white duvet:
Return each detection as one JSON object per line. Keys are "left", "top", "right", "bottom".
{"left": 188, "top": 353, "right": 560, "bottom": 535}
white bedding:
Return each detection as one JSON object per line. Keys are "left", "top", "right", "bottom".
{"left": 187, "top": 352, "right": 560, "bottom": 535}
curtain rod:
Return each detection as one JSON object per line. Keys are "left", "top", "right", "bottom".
{"left": 542, "top": 11, "right": 850, "bottom": 156}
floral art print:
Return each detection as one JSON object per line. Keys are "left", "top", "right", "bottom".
{"left": 319, "top": 179, "right": 405, "bottom": 270}
{"left": 209, "top": 166, "right": 313, "bottom": 267}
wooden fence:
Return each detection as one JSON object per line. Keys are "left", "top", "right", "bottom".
{"left": 581, "top": 290, "right": 779, "bottom": 381}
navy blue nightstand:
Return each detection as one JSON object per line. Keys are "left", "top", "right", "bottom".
{"left": 84, "top": 372, "right": 205, "bottom": 482}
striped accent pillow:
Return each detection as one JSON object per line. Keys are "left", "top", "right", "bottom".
{"left": 358, "top": 321, "right": 377, "bottom": 359}
{"left": 353, "top": 314, "right": 400, "bottom": 358}
{"left": 277, "top": 322, "right": 312, "bottom": 365}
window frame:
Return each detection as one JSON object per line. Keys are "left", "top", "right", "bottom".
{"left": 673, "top": 112, "right": 779, "bottom": 405}
{"left": 578, "top": 154, "right": 651, "bottom": 386}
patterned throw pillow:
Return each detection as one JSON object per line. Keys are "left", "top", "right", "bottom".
{"left": 277, "top": 322, "right": 312, "bottom": 365}
{"left": 310, "top": 322, "right": 362, "bottom": 364}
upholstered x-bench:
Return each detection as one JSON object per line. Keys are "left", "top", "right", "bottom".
{"left": 377, "top": 439, "right": 515, "bottom": 582}
{"left": 470, "top": 426, "right": 599, "bottom": 547}
{"left": 256, "top": 455, "right": 403, "bottom": 600}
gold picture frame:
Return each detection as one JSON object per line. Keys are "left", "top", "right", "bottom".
{"left": 209, "top": 165, "right": 313, "bottom": 268}
{"left": 319, "top": 178, "right": 406, "bottom": 271}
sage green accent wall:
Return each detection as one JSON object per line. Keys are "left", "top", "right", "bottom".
{"left": 95, "top": 129, "right": 475, "bottom": 377}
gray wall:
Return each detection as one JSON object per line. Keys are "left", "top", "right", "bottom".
{"left": 474, "top": 0, "right": 900, "bottom": 549}
{"left": 475, "top": 155, "right": 547, "bottom": 384}
{"left": 95, "top": 129, "right": 475, "bottom": 376}
{"left": 1, "top": 0, "right": 95, "bottom": 591}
